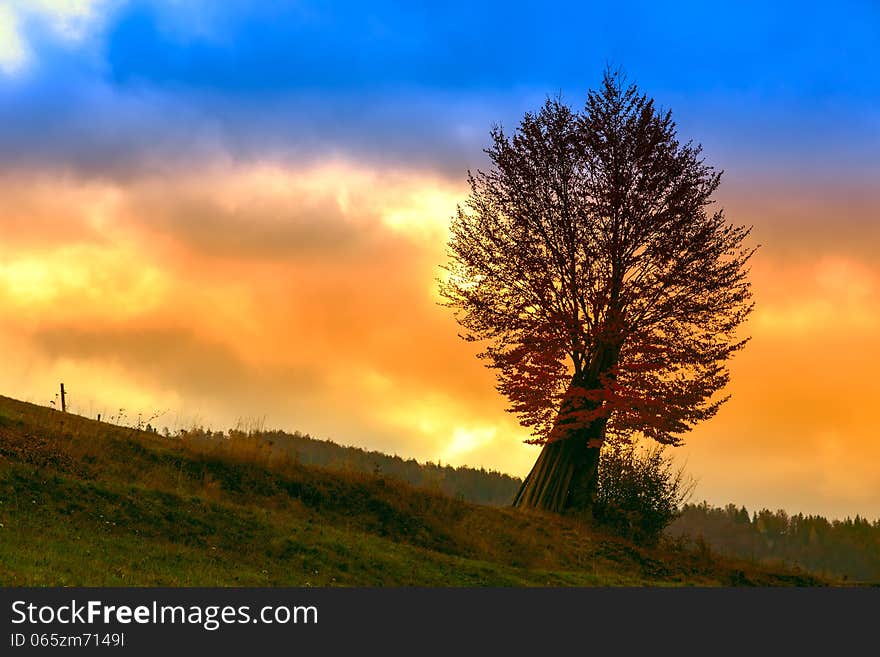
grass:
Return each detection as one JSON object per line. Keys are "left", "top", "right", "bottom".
{"left": 0, "top": 394, "right": 827, "bottom": 586}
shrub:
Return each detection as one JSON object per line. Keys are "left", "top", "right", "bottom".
{"left": 593, "top": 440, "right": 696, "bottom": 545}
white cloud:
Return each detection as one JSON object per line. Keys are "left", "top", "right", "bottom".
{"left": 0, "top": 0, "right": 119, "bottom": 76}
{"left": 20, "top": 0, "right": 111, "bottom": 42}
{"left": 0, "top": 5, "right": 29, "bottom": 75}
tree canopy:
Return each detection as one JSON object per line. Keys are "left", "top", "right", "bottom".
{"left": 441, "top": 70, "right": 755, "bottom": 512}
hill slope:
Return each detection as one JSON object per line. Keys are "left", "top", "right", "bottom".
{"left": 179, "top": 424, "right": 521, "bottom": 506}
{"left": 0, "top": 395, "right": 823, "bottom": 586}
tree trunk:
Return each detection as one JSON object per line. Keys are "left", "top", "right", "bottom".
{"left": 512, "top": 422, "right": 602, "bottom": 515}
{"left": 514, "top": 344, "right": 620, "bottom": 515}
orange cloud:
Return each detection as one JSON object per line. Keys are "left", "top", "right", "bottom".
{"left": 0, "top": 163, "right": 878, "bottom": 518}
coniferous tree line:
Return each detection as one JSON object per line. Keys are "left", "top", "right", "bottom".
{"left": 669, "top": 502, "right": 880, "bottom": 583}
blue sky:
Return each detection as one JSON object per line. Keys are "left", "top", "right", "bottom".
{"left": 2, "top": 1, "right": 879, "bottom": 178}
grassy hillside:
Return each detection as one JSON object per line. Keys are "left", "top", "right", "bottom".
{"left": 0, "top": 394, "right": 824, "bottom": 586}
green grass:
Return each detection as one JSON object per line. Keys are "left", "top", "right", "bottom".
{"left": 0, "top": 394, "right": 826, "bottom": 586}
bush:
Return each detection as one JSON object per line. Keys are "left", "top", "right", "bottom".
{"left": 593, "top": 440, "right": 695, "bottom": 545}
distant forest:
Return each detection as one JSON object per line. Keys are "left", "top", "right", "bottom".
{"left": 669, "top": 502, "right": 880, "bottom": 583}
{"left": 178, "top": 426, "right": 522, "bottom": 507}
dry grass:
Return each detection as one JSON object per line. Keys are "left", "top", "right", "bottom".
{"left": 0, "top": 394, "right": 828, "bottom": 586}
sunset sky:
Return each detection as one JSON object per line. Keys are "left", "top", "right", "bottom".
{"left": 1, "top": 1, "right": 878, "bottom": 519}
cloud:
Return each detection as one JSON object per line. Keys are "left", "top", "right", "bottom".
{"left": 117, "top": 162, "right": 461, "bottom": 261}
{"left": 31, "top": 324, "right": 326, "bottom": 408}
{"left": 678, "top": 251, "right": 880, "bottom": 518}
{"left": 0, "top": 6, "right": 28, "bottom": 75}
{"left": 2, "top": 154, "right": 880, "bottom": 515}
{"left": 0, "top": 0, "right": 118, "bottom": 76}
{"left": 2, "top": 1, "right": 878, "bottom": 185}
{"left": 751, "top": 256, "right": 879, "bottom": 335}
{"left": 0, "top": 161, "right": 539, "bottom": 474}
{"left": 19, "top": 0, "right": 114, "bottom": 42}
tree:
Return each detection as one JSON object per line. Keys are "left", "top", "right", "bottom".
{"left": 592, "top": 440, "right": 695, "bottom": 544}
{"left": 440, "top": 70, "right": 755, "bottom": 515}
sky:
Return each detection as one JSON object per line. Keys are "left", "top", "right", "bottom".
{"left": 1, "top": 0, "right": 878, "bottom": 520}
